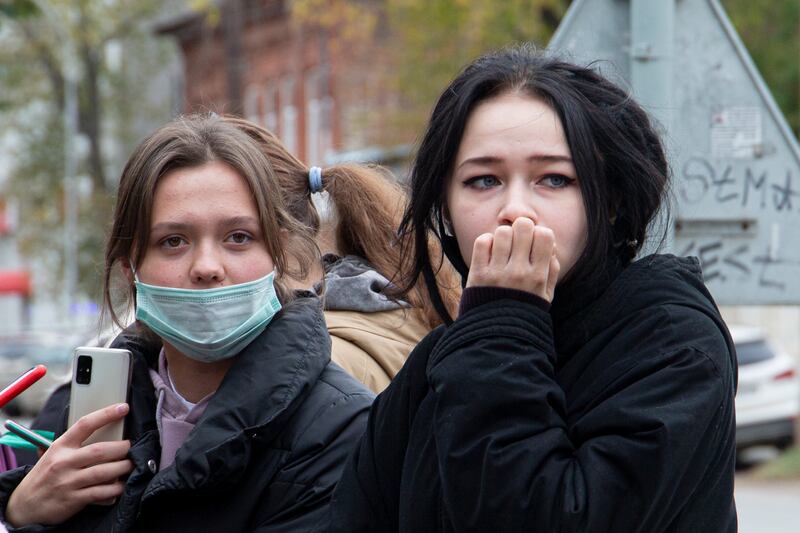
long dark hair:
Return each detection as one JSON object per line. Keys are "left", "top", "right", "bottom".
{"left": 399, "top": 44, "right": 669, "bottom": 324}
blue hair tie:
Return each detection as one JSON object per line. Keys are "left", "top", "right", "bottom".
{"left": 308, "top": 166, "right": 323, "bottom": 193}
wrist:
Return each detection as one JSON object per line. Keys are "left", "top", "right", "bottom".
{"left": 458, "top": 286, "right": 550, "bottom": 317}
{"left": 5, "top": 488, "right": 30, "bottom": 528}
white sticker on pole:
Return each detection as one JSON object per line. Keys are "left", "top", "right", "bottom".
{"left": 711, "top": 107, "right": 762, "bottom": 159}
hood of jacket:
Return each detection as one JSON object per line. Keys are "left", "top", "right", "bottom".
{"left": 317, "top": 254, "right": 409, "bottom": 313}
{"left": 114, "top": 292, "right": 332, "bottom": 492}
{"left": 552, "top": 254, "right": 736, "bottom": 375}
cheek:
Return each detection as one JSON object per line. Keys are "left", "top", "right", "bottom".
{"left": 555, "top": 215, "right": 588, "bottom": 276}
{"left": 236, "top": 248, "right": 276, "bottom": 280}
{"left": 449, "top": 212, "right": 485, "bottom": 264}
{"left": 138, "top": 262, "right": 186, "bottom": 287}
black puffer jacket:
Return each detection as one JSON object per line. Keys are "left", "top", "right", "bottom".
{"left": 0, "top": 294, "right": 373, "bottom": 532}
{"left": 326, "top": 255, "right": 737, "bottom": 532}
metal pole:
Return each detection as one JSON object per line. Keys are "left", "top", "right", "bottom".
{"left": 630, "top": 0, "right": 675, "bottom": 130}
{"left": 630, "top": 0, "right": 676, "bottom": 253}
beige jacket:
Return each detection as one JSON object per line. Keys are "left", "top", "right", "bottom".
{"left": 326, "top": 308, "right": 430, "bottom": 394}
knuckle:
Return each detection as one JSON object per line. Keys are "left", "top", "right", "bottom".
{"left": 539, "top": 227, "right": 556, "bottom": 243}
{"left": 495, "top": 226, "right": 513, "bottom": 239}
{"left": 508, "top": 271, "right": 528, "bottom": 286}
{"left": 513, "top": 217, "right": 534, "bottom": 230}
{"left": 84, "top": 442, "right": 104, "bottom": 459}
{"left": 85, "top": 468, "right": 105, "bottom": 486}
{"left": 73, "top": 417, "right": 91, "bottom": 434}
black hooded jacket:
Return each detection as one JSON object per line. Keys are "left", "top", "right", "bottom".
{"left": 326, "top": 255, "right": 738, "bottom": 532}
{"left": 0, "top": 294, "right": 373, "bottom": 532}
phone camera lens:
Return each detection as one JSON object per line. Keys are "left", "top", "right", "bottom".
{"left": 76, "top": 355, "right": 92, "bottom": 385}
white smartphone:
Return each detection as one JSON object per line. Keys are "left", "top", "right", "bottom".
{"left": 68, "top": 347, "right": 132, "bottom": 446}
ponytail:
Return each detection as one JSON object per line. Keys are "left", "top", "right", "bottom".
{"left": 322, "top": 164, "right": 460, "bottom": 328}
{"left": 223, "top": 115, "right": 460, "bottom": 328}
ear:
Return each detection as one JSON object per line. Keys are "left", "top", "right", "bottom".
{"left": 609, "top": 203, "right": 619, "bottom": 225}
{"left": 120, "top": 260, "right": 135, "bottom": 284}
{"left": 441, "top": 208, "right": 455, "bottom": 237}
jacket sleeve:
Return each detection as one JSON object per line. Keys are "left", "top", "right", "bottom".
{"left": 325, "top": 329, "right": 444, "bottom": 533}
{"left": 253, "top": 389, "right": 373, "bottom": 533}
{"left": 428, "top": 299, "right": 734, "bottom": 532}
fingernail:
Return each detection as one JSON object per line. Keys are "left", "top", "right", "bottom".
{"left": 116, "top": 403, "right": 129, "bottom": 414}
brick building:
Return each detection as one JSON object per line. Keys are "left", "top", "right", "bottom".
{"left": 156, "top": 0, "right": 399, "bottom": 167}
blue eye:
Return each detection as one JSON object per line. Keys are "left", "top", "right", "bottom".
{"left": 541, "top": 174, "right": 573, "bottom": 188}
{"left": 465, "top": 175, "right": 500, "bottom": 189}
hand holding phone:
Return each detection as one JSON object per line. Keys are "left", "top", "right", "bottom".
{"left": 4, "top": 403, "right": 133, "bottom": 528}
{"left": 68, "top": 347, "right": 132, "bottom": 446}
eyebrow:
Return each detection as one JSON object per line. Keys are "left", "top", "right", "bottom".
{"left": 457, "top": 154, "right": 573, "bottom": 169}
{"left": 150, "top": 216, "right": 261, "bottom": 233}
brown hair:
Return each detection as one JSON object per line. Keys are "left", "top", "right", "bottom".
{"left": 223, "top": 116, "right": 460, "bottom": 328}
{"left": 103, "top": 114, "right": 318, "bottom": 327}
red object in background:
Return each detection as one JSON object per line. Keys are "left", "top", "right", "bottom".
{"left": 0, "top": 365, "right": 47, "bottom": 409}
{"left": 774, "top": 369, "right": 796, "bottom": 381}
{"left": 0, "top": 270, "right": 31, "bottom": 297}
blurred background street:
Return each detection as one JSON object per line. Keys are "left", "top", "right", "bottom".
{"left": 737, "top": 473, "right": 800, "bottom": 532}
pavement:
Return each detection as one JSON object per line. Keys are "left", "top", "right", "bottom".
{"left": 735, "top": 475, "right": 800, "bottom": 532}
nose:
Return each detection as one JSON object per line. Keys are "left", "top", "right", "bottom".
{"left": 497, "top": 182, "right": 538, "bottom": 226}
{"left": 189, "top": 242, "right": 225, "bottom": 286}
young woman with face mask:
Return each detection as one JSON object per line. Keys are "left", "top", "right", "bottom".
{"left": 325, "top": 45, "right": 737, "bottom": 532}
{"left": 0, "top": 115, "right": 372, "bottom": 531}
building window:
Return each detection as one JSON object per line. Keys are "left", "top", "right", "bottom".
{"left": 244, "top": 84, "right": 261, "bottom": 124}
{"left": 280, "top": 75, "right": 297, "bottom": 154}
{"left": 305, "top": 67, "right": 333, "bottom": 165}
{"left": 263, "top": 85, "right": 278, "bottom": 133}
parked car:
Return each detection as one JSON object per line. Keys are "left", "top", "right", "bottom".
{"left": 733, "top": 325, "right": 799, "bottom": 453}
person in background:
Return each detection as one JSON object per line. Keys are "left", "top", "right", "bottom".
{"left": 325, "top": 45, "right": 737, "bottom": 532}
{"left": 227, "top": 117, "right": 460, "bottom": 393}
{"left": 0, "top": 114, "right": 372, "bottom": 531}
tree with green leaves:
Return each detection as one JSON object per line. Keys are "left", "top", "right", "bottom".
{"left": 0, "top": 0, "right": 180, "bottom": 302}
{"left": 723, "top": 0, "right": 800, "bottom": 135}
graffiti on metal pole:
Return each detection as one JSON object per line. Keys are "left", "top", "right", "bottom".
{"left": 680, "top": 156, "right": 800, "bottom": 213}
{"left": 679, "top": 239, "right": 798, "bottom": 291}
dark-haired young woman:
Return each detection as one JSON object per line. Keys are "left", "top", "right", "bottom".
{"left": 325, "top": 45, "right": 737, "bottom": 532}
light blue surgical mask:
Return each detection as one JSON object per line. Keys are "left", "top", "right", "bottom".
{"left": 134, "top": 271, "right": 282, "bottom": 363}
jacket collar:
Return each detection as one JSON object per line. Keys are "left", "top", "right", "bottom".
{"left": 551, "top": 254, "right": 730, "bottom": 363}
{"left": 116, "top": 292, "right": 331, "bottom": 491}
